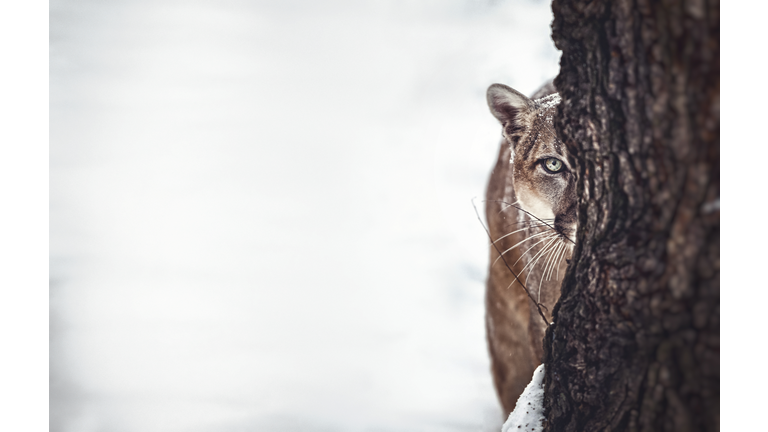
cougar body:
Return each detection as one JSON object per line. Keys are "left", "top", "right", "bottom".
{"left": 484, "top": 81, "right": 576, "bottom": 415}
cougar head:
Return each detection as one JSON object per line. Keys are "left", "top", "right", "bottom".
{"left": 486, "top": 83, "right": 576, "bottom": 242}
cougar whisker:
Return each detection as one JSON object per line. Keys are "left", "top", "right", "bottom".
{"left": 532, "top": 237, "right": 560, "bottom": 302}
{"left": 495, "top": 200, "right": 575, "bottom": 245}
{"left": 539, "top": 239, "right": 560, "bottom": 289}
{"left": 500, "top": 230, "right": 557, "bottom": 261}
{"left": 505, "top": 234, "right": 558, "bottom": 292}
{"left": 555, "top": 241, "right": 569, "bottom": 281}
{"left": 518, "top": 234, "right": 558, "bottom": 287}
{"left": 545, "top": 240, "right": 565, "bottom": 282}
{"left": 553, "top": 241, "right": 570, "bottom": 281}
{"left": 491, "top": 230, "right": 555, "bottom": 268}
{"left": 507, "top": 232, "right": 557, "bottom": 277}
{"left": 491, "top": 222, "right": 553, "bottom": 247}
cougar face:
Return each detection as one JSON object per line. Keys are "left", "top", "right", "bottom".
{"left": 483, "top": 82, "right": 577, "bottom": 416}
{"left": 486, "top": 83, "right": 576, "bottom": 242}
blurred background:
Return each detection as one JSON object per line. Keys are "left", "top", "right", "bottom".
{"left": 49, "top": 0, "right": 559, "bottom": 430}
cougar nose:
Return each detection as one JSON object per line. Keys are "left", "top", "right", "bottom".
{"left": 554, "top": 203, "right": 577, "bottom": 242}
{"left": 554, "top": 219, "right": 574, "bottom": 236}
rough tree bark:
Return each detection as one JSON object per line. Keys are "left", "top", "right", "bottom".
{"left": 542, "top": 1, "right": 719, "bottom": 431}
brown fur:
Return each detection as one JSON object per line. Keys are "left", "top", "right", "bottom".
{"left": 484, "top": 82, "right": 576, "bottom": 415}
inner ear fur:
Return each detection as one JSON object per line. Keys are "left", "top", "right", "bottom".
{"left": 486, "top": 84, "right": 534, "bottom": 131}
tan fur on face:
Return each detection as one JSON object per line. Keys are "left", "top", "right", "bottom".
{"left": 484, "top": 82, "right": 576, "bottom": 415}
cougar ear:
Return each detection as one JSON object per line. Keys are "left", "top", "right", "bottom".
{"left": 486, "top": 83, "right": 534, "bottom": 126}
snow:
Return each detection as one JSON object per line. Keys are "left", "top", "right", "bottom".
{"left": 49, "top": 0, "right": 560, "bottom": 431}
{"left": 501, "top": 365, "right": 546, "bottom": 432}
{"left": 536, "top": 93, "right": 561, "bottom": 121}
{"left": 537, "top": 93, "right": 561, "bottom": 109}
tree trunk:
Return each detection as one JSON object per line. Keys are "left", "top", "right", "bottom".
{"left": 542, "top": 1, "right": 719, "bottom": 431}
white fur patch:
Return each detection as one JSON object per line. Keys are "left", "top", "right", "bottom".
{"left": 517, "top": 188, "right": 556, "bottom": 222}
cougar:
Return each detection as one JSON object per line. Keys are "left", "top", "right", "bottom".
{"left": 483, "top": 81, "right": 577, "bottom": 415}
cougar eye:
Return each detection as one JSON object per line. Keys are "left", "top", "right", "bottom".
{"left": 543, "top": 158, "right": 564, "bottom": 173}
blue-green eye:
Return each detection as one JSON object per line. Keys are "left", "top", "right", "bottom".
{"left": 544, "top": 158, "right": 564, "bottom": 173}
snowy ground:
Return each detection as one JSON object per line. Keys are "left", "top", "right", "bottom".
{"left": 49, "top": 1, "right": 559, "bottom": 431}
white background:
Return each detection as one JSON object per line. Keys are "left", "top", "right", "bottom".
{"left": 48, "top": 0, "right": 560, "bottom": 431}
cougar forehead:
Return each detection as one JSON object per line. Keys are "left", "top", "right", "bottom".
{"left": 509, "top": 93, "right": 563, "bottom": 161}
